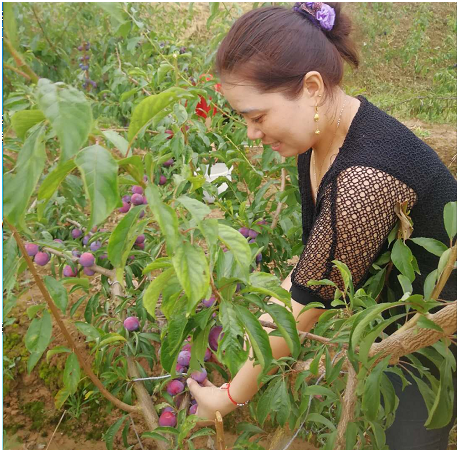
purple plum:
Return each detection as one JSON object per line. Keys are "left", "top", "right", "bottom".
{"left": 131, "top": 194, "right": 144, "bottom": 206}
{"left": 72, "top": 229, "right": 83, "bottom": 239}
{"left": 63, "top": 265, "right": 78, "bottom": 277}
{"left": 132, "top": 185, "right": 144, "bottom": 195}
{"left": 143, "top": 175, "right": 148, "bottom": 182}
{"left": 204, "top": 348, "right": 212, "bottom": 362}
{"left": 122, "top": 195, "right": 131, "bottom": 204}
{"left": 79, "top": 252, "right": 95, "bottom": 267}
{"left": 248, "top": 229, "right": 258, "bottom": 239}
{"left": 34, "top": 252, "right": 50, "bottom": 266}
{"left": 159, "top": 411, "right": 177, "bottom": 427}
{"left": 82, "top": 235, "right": 91, "bottom": 246}
{"left": 256, "top": 253, "right": 262, "bottom": 264}
{"left": 119, "top": 202, "right": 131, "bottom": 213}
{"left": 158, "top": 175, "right": 167, "bottom": 186}
{"left": 54, "top": 239, "right": 64, "bottom": 244}
{"left": 72, "top": 250, "right": 81, "bottom": 258}
{"left": 202, "top": 296, "right": 216, "bottom": 308}
{"left": 135, "top": 234, "right": 145, "bottom": 244}
{"left": 139, "top": 210, "right": 145, "bottom": 219}
{"left": 208, "top": 326, "right": 224, "bottom": 352}
{"left": 190, "top": 369, "right": 207, "bottom": 383}
{"left": 124, "top": 316, "right": 140, "bottom": 332}
{"left": 136, "top": 242, "right": 145, "bottom": 250}
{"left": 83, "top": 267, "right": 95, "bottom": 276}
{"left": 162, "top": 406, "right": 174, "bottom": 414}
{"left": 89, "top": 241, "right": 101, "bottom": 252}
{"left": 177, "top": 350, "right": 191, "bottom": 367}
{"left": 189, "top": 404, "right": 198, "bottom": 415}
{"left": 176, "top": 363, "right": 187, "bottom": 374}
{"left": 238, "top": 227, "right": 250, "bottom": 238}
{"left": 163, "top": 158, "right": 174, "bottom": 168}
{"left": 142, "top": 196, "right": 148, "bottom": 204}
{"left": 25, "top": 243, "right": 39, "bottom": 257}
{"left": 182, "top": 343, "right": 192, "bottom": 352}
{"left": 166, "top": 379, "right": 184, "bottom": 396}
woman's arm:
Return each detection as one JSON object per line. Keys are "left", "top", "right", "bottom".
{"left": 187, "top": 270, "right": 325, "bottom": 420}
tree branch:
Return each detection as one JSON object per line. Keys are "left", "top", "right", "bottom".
{"left": 271, "top": 159, "right": 286, "bottom": 230}
{"left": 3, "top": 63, "right": 31, "bottom": 81}
{"left": 6, "top": 219, "right": 138, "bottom": 414}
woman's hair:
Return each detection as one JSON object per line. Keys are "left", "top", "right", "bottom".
{"left": 214, "top": 4, "right": 359, "bottom": 104}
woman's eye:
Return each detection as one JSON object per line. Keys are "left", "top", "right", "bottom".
{"left": 252, "top": 116, "right": 263, "bottom": 124}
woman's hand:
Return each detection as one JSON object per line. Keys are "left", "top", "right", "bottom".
{"left": 186, "top": 378, "right": 237, "bottom": 425}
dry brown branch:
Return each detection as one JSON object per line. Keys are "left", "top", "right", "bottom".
{"left": 215, "top": 411, "right": 226, "bottom": 450}
{"left": 397, "top": 242, "right": 457, "bottom": 334}
{"left": 7, "top": 220, "right": 138, "bottom": 413}
{"left": 334, "top": 363, "right": 358, "bottom": 449}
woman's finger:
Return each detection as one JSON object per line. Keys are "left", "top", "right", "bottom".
{"left": 201, "top": 378, "right": 217, "bottom": 388}
{"left": 187, "top": 378, "right": 201, "bottom": 402}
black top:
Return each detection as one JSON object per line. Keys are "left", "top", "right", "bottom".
{"left": 291, "top": 95, "right": 457, "bottom": 307}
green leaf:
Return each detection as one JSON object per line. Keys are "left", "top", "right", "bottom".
{"left": 218, "top": 224, "right": 251, "bottom": 279}
{"left": 54, "top": 388, "right": 71, "bottom": 409}
{"left": 74, "top": 321, "right": 101, "bottom": 341}
{"left": 303, "top": 385, "right": 338, "bottom": 401}
{"left": 11, "top": 110, "right": 45, "bottom": 140}
{"left": 145, "top": 184, "right": 180, "bottom": 254}
{"left": 437, "top": 248, "right": 452, "bottom": 276}
{"left": 172, "top": 241, "right": 210, "bottom": 312}
{"left": 46, "top": 346, "right": 71, "bottom": 363}
{"left": 74, "top": 145, "right": 120, "bottom": 229}
{"left": 97, "top": 334, "right": 127, "bottom": 349}
{"left": 245, "top": 272, "right": 291, "bottom": 306}
{"left": 63, "top": 353, "right": 80, "bottom": 394}
{"left": 345, "top": 422, "right": 358, "bottom": 450}
{"left": 107, "top": 205, "right": 147, "bottom": 269}
{"left": 263, "top": 303, "right": 300, "bottom": 358}
{"left": 177, "top": 196, "right": 211, "bottom": 222}
{"left": 143, "top": 267, "right": 176, "bottom": 319}
{"left": 4, "top": 3, "right": 19, "bottom": 48}
{"left": 443, "top": 201, "right": 457, "bottom": 242}
{"left": 27, "top": 304, "right": 46, "bottom": 320}
{"left": 97, "top": 2, "right": 129, "bottom": 23}
{"left": 104, "top": 415, "right": 128, "bottom": 450}
{"left": 102, "top": 130, "right": 130, "bottom": 156}
{"left": 36, "top": 79, "right": 93, "bottom": 162}
{"left": 25, "top": 310, "right": 52, "bottom": 373}
{"left": 423, "top": 270, "right": 438, "bottom": 300}
{"left": 234, "top": 305, "right": 272, "bottom": 373}
{"left": 307, "top": 413, "right": 336, "bottom": 432}
{"left": 397, "top": 274, "right": 412, "bottom": 295}
{"left": 363, "top": 267, "right": 386, "bottom": 299}
{"left": 391, "top": 239, "right": 415, "bottom": 282}
{"left": 362, "top": 356, "right": 391, "bottom": 421}
{"left": 272, "top": 379, "right": 291, "bottom": 427}
{"left": 142, "top": 257, "right": 172, "bottom": 274}
{"left": 43, "top": 276, "right": 68, "bottom": 314}
{"left": 331, "top": 260, "right": 354, "bottom": 295}
{"left": 128, "top": 87, "right": 195, "bottom": 143}
{"left": 418, "top": 316, "right": 443, "bottom": 332}
{"left": 160, "top": 316, "right": 188, "bottom": 373}
{"left": 219, "top": 300, "right": 249, "bottom": 377}
{"left": 118, "top": 155, "right": 144, "bottom": 183}
{"left": 425, "top": 360, "right": 454, "bottom": 428}
{"left": 38, "top": 160, "right": 77, "bottom": 202}
{"left": 189, "top": 428, "right": 216, "bottom": 440}
{"left": 4, "top": 126, "right": 46, "bottom": 226}
{"left": 411, "top": 237, "right": 448, "bottom": 257}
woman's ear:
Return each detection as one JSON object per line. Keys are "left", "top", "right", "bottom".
{"left": 302, "top": 71, "right": 324, "bottom": 99}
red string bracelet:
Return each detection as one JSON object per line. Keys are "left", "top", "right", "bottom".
{"left": 221, "top": 382, "right": 249, "bottom": 407}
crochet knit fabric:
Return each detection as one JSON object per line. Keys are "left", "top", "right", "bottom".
{"left": 291, "top": 95, "right": 457, "bottom": 307}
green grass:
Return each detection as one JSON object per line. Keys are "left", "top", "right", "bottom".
{"left": 341, "top": 2, "right": 456, "bottom": 123}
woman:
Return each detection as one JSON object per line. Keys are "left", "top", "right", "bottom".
{"left": 187, "top": 3, "right": 457, "bottom": 449}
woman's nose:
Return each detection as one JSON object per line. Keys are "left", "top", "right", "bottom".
{"left": 246, "top": 123, "right": 264, "bottom": 141}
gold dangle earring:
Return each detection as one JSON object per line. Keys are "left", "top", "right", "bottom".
{"left": 314, "top": 94, "right": 321, "bottom": 135}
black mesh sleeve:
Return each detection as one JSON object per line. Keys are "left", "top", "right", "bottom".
{"left": 291, "top": 166, "right": 418, "bottom": 307}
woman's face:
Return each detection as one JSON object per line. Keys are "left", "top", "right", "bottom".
{"left": 221, "top": 78, "right": 317, "bottom": 158}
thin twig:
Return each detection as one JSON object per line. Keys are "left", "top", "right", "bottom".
{"left": 129, "top": 414, "right": 144, "bottom": 450}
{"left": 46, "top": 410, "right": 67, "bottom": 450}
{"left": 3, "top": 63, "right": 31, "bottom": 80}
{"left": 43, "top": 246, "right": 115, "bottom": 278}
{"left": 30, "top": 4, "right": 58, "bottom": 52}
{"left": 65, "top": 218, "right": 83, "bottom": 229}
{"left": 115, "top": 45, "right": 151, "bottom": 97}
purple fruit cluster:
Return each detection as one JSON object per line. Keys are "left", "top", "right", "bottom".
{"left": 77, "top": 42, "right": 96, "bottom": 90}
{"left": 119, "top": 184, "right": 148, "bottom": 214}
{"left": 238, "top": 227, "right": 259, "bottom": 240}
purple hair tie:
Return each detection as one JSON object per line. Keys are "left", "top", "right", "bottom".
{"left": 293, "top": 2, "right": 336, "bottom": 31}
